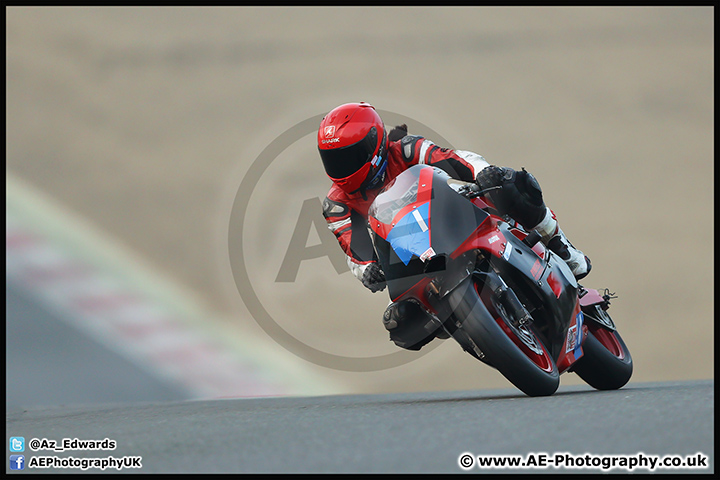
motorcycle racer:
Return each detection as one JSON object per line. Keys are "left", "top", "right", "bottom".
{"left": 318, "top": 102, "right": 591, "bottom": 350}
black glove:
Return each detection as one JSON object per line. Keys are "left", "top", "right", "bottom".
{"left": 362, "top": 262, "right": 387, "bottom": 293}
{"left": 475, "top": 165, "right": 514, "bottom": 213}
{"left": 475, "top": 165, "right": 510, "bottom": 192}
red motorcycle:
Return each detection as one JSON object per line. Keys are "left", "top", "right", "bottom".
{"left": 368, "top": 164, "right": 633, "bottom": 396}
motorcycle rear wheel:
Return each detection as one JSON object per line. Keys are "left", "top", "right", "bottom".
{"left": 572, "top": 323, "right": 633, "bottom": 390}
{"left": 449, "top": 278, "right": 560, "bottom": 397}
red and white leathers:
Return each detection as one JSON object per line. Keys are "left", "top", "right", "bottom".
{"left": 322, "top": 134, "right": 490, "bottom": 283}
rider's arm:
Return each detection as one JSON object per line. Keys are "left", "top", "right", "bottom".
{"left": 397, "top": 135, "right": 490, "bottom": 181}
{"left": 322, "top": 196, "right": 377, "bottom": 283}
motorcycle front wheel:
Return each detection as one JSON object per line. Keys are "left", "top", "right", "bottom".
{"left": 448, "top": 277, "right": 560, "bottom": 397}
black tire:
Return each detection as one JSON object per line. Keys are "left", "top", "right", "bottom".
{"left": 572, "top": 324, "right": 633, "bottom": 390}
{"left": 448, "top": 278, "right": 560, "bottom": 397}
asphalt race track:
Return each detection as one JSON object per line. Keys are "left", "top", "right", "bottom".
{"left": 6, "top": 381, "right": 714, "bottom": 474}
{"left": 6, "top": 282, "right": 195, "bottom": 409}
{"left": 5, "top": 282, "right": 714, "bottom": 473}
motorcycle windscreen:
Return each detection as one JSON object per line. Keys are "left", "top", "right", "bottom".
{"left": 427, "top": 172, "right": 489, "bottom": 258}
{"left": 368, "top": 166, "right": 421, "bottom": 226}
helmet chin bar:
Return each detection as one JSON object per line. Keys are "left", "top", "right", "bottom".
{"left": 363, "top": 130, "right": 388, "bottom": 192}
{"left": 350, "top": 156, "right": 387, "bottom": 197}
{"left": 365, "top": 158, "right": 388, "bottom": 191}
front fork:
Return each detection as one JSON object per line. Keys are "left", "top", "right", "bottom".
{"left": 424, "top": 263, "right": 535, "bottom": 364}
{"left": 424, "top": 251, "right": 531, "bottom": 329}
{"left": 473, "top": 270, "right": 533, "bottom": 329}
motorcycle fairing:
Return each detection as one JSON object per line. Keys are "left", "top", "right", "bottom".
{"left": 385, "top": 201, "right": 431, "bottom": 266}
{"left": 481, "top": 224, "right": 582, "bottom": 363}
{"left": 369, "top": 165, "right": 488, "bottom": 301}
{"left": 368, "top": 164, "right": 585, "bottom": 369}
{"left": 556, "top": 304, "right": 585, "bottom": 372}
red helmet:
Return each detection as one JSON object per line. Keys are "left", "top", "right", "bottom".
{"left": 318, "top": 102, "right": 388, "bottom": 194}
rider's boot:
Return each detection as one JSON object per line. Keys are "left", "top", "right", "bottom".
{"left": 533, "top": 207, "right": 592, "bottom": 280}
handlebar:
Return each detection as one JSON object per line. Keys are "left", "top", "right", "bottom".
{"left": 458, "top": 183, "right": 502, "bottom": 199}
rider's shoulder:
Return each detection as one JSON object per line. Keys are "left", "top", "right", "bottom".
{"left": 325, "top": 183, "right": 349, "bottom": 202}
{"left": 395, "top": 134, "right": 426, "bottom": 162}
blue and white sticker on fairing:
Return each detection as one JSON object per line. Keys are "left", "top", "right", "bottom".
{"left": 565, "top": 311, "right": 584, "bottom": 356}
{"left": 502, "top": 241, "right": 512, "bottom": 260}
{"left": 386, "top": 202, "right": 431, "bottom": 266}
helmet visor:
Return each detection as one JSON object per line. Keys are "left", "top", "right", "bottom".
{"left": 320, "top": 127, "right": 378, "bottom": 180}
